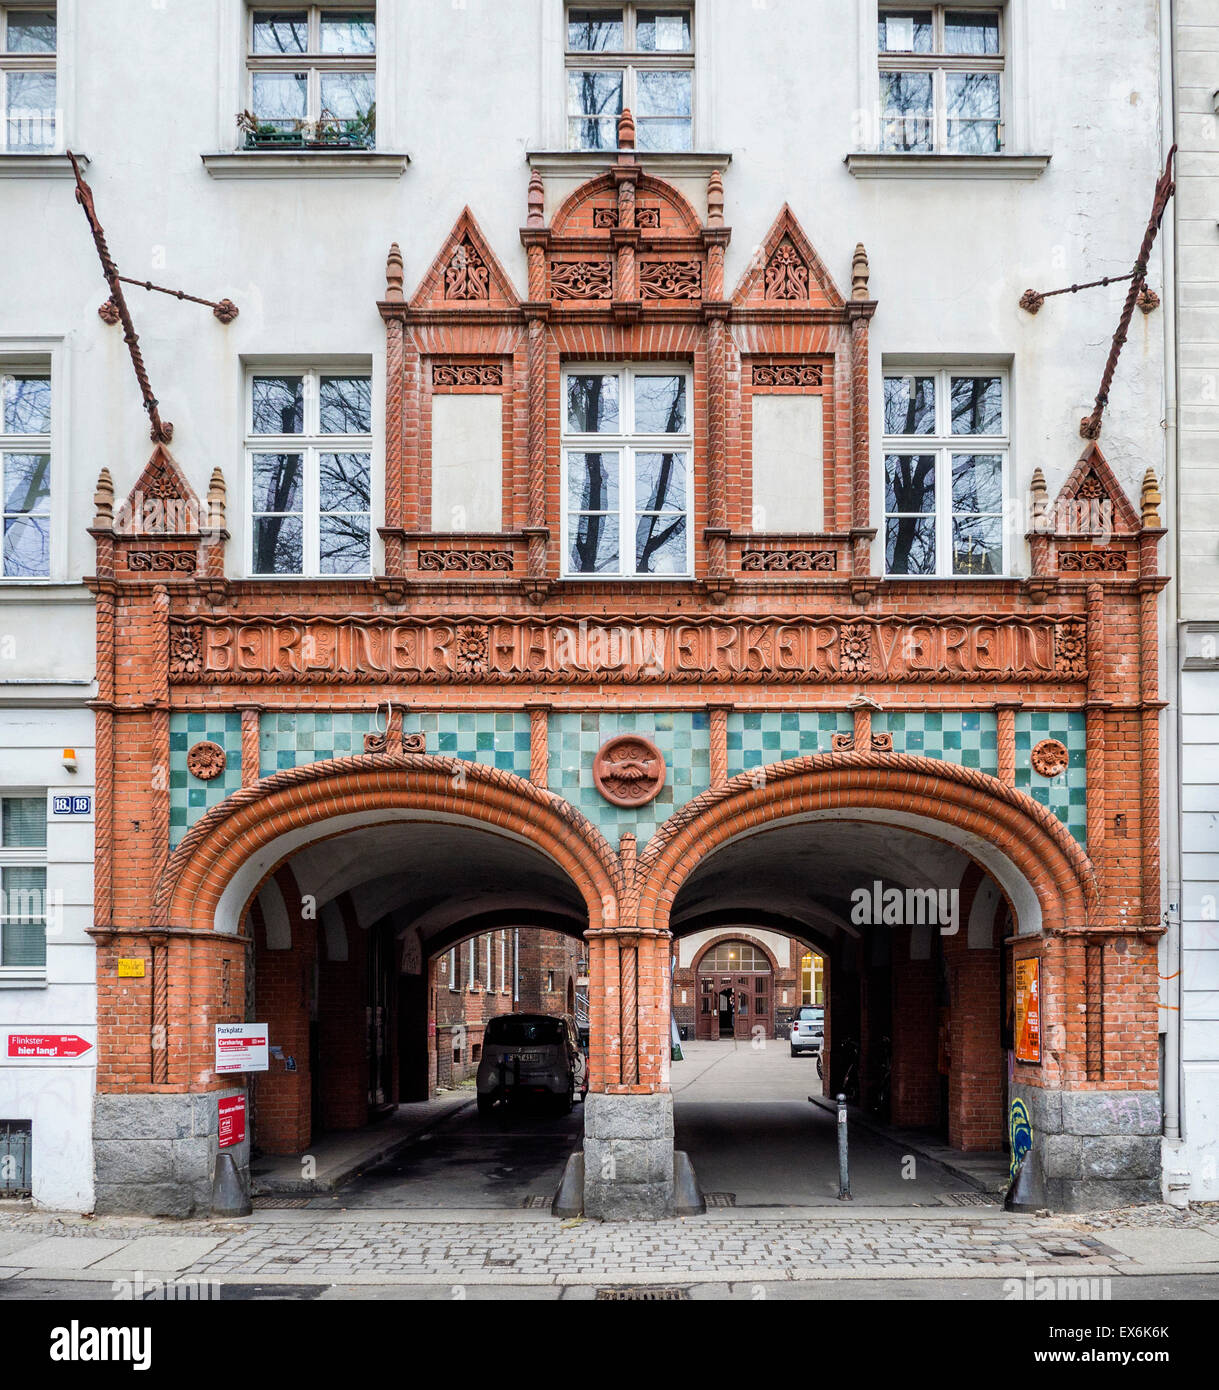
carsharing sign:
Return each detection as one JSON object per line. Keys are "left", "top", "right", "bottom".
{"left": 214, "top": 1023, "right": 269, "bottom": 1074}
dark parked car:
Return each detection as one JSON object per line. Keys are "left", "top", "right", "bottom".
{"left": 476, "top": 1013, "right": 587, "bottom": 1114}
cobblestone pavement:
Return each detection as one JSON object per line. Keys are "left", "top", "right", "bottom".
{"left": 0, "top": 1208, "right": 1133, "bottom": 1286}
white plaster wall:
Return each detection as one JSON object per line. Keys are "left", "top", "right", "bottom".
{"left": 676, "top": 925, "right": 800, "bottom": 971}
{"left": 0, "top": 708, "right": 96, "bottom": 1211}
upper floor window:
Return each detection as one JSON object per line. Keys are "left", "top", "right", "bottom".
{"left": 1, "top": 6, "right": 55, "bottom": 152}
{"left": 244, "top": 5, "right": 375, "bottom": 150}
{"left": 883, "top": 367, "right": 1007, "bottom": 576}
{"left": 566, "top": 4, "right": 693, "bottom": 151}
{"left": 246, "top": 369, "right": 372, "bottom": 577}
{"left": 0, "top": 794, "right": 46, "bottom": 974}
{"left": 878, "top": 7, "right": 1002, "bottom": 153}
{"left": 1, "top": 371, "right": 50, "bottom": 578}
{"left": 562, "top": 365, "right": 692, "bottom": 579}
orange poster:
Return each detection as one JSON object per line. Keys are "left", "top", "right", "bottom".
{"left": 1014, "top": 958, "right": 1041, "bottom": 1064}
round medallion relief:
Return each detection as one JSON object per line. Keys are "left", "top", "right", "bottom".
{"left": 187, "top": 740, "right": 227, "bottom": 781}
{"left": 592, "top": 735, "right": 667, "bottom": 808}
{"left": 1030, "top": 738, "right": 1069, "bottom": 778}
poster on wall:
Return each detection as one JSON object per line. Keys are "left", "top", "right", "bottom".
{"left": 218, "top": 1094, "right": 246, "bottom": 1149}
{"left": 1014, "top": 958, "right": 1041, "bottom": 1064}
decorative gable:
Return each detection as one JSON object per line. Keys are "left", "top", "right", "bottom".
{"left": 732, "top": 205, "right": 846, "bottom": 310}
{"left": 117, "top": 443, "right": 203, "bottom": 535}
{"left": 410, "top": 208, "right": 521, "bottom": 310}
{"left": 1051, "top": 442, "right": 1142, "bottom": 535}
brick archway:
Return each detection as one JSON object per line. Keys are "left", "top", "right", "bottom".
{"left": 637, "top": 752, "right": 1099, "bottom": 938}
{"left": 152, "top": 754, "right": 620, "bottom": 935}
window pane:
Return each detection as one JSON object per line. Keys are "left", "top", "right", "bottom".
{"left": 637, "top": 117, "right": 693, "bottom": 152}
{"left": 636, "top": 10, "right": 691, "bottom": 52}
{"left": 320, "top": 9, "right": 375, "bottom": 53}
{"left": 252, "top": 376, "right": 304, "bottom": 434}
{"left": 567, "top": 8, "right": 624, "bottom": 49}
{"left": 252, "top": 10, "right": 308, "bottom": 53}
{"left": 253, "top": 514, "right": 303, "bottom": 574}
{"left": 946, "top": 72, "right": 1000, "bottom": 153}
{"left": 945, "top": 10, "right": 1000, "bottom": 54}
{"left": 886, "top": 515, "right": 936, "bottom": 575}
{"left": 567, "top": 374, "right": 619, "bottom": 433}
{"left": 319, "top": 452, "right": 370, "bottom": 511}
{"left": 952, "top": 513, "right": 1002, "bottom": 574}
{"left": 567, "top": 451, "right": 619, "bottom": 511}
{"left": 251, "top": 452, "right": 303, "bottom": 513}
{"left": 634, "top": 375, "right": 686, "bottom": 433}
{"left": 879, "top": 72, "right": 933, "bottom": 152}
{"left": 319, "top": 71, "right": 375, "bottom": 132}
{"left": 878, "top": 11, "right": 932, "bottom": 53}
{"left": 3, "top": 514, "right": 48, "bottom": 576}
{"left": 569, "top": 513, "right": 619, "bottom": 573}
{"left": 319, "top": 376, "right": 372, "bottom": 434}
{"left": 4, "top": 453, "right": 49, "bottom": 513}
{"left": 319, "top": 514, "right": 370, "bottom": 574}
{"left": 567, "top": 69, "right": 622, "bottom": 149}
{"left": 3, "top": 797, "right": 45, "bottom": 848}
{"left": 251, "top": 72, "right": 307, "bottom": 129}
{"left": 2, "top": 865, "right": 45, "bottom": 968}
{"left": 3, "top": 377, "right": 50, "bottom": 435}
{"left": 637, "top": 68, "right": 691, "bottom": 117}
{"left": 5, "top": 71, "right": 55, "bottom": 151}
{"left": 950, "top": 376, "right": 1002, "bottom": 434}
{"left": 951, "top": 453, "right": 1003, "bottom": 513}
{"left": 635, "top": 513, "right": 687, "bottom": 574}
{"left": 884, "top": 453, "right": 935, "bottom": 514}
{"left": 6, "top": 9, "right": 55, "bottom": 53}
{"left": 883, "top": 376, "right": 935, "bottom": 436}
{"left": 636, "top": 452, "right": 686, "bottom": 512}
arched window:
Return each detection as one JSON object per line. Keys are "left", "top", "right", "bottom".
{"left": 700, "top": 941, "right": 769, "bottom": 973}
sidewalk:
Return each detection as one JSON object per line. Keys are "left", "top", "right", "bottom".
{"left": 0, "top": 1203, "right": 1216, "bottom": 1289}
{"left": 251, "top": 1092, "right": 474, "bottom": 1194}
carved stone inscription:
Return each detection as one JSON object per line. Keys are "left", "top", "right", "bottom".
{"left": 171, "top": 616, "right": 1085, "bottom": 686}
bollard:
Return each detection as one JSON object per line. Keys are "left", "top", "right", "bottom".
{"left": 836, "top": 1093, "right": 852, "bottom": 1200}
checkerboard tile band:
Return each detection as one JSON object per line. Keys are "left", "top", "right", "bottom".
{"left": 258, "top": 709, "right": 534, "bottom": 781}
{"left": 548, "top": 711, "right": 711, "bottom": 849}
{"left": 873, "top": 711, "right": 999, "bottom": 775}
{"left": 726, "top": 710, "right": 853, "bottom": 774}
{"left": 1014, "top": 710, "right": 1087, "bottom": 846}
{"left": 169, "top": 711, "right": 244, "bottom": 845}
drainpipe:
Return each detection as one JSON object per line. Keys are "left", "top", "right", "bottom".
{"left": 514, "top": 927, "right": 519, "bottom": 1004}
{"left": 1159, "top": 0, "right": 1183, "bottom": 1158}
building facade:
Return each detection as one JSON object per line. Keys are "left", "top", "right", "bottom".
{"left": 0, "top": 1, "right": 1181, "bottom": 1218}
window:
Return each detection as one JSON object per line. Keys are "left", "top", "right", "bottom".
{"left": 1, "top": 795, "right": 46, "bottom": 973}
{"left": 883, "top": 368, "right": 1007, "bottom": 576}
{"left": 1, "top": 371, "right": 50, "bottom": 578}
{"left": 246, "top": 369, "right": 372, "bottom": 577}
{"left": 546, "top": 969, "right": 555, "bottom": 993}
{"left": 799, "top": 953, "right": 824, "bottom": 1006}
{"left": 447, "top": 946, "right": 458, "bottom": 991}
{"left": 566, "top": 5, "right": 693, "bottom": 151}
{"left": 562, "top": 365, "right": 692, "bottom": 578}
{"left": 702, "top": 941, "right": 768, "bottom": 973}
{"left": 245, "top": 6, "right": 375, "bottom": 149}
{"left": 878, "top": 7, "right": 1002, "bottom": 154}
{"left": 1, "top": 7, "right": 55, "bottom": 152}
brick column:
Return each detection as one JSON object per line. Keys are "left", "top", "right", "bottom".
{"left": 889, "top": 928, "right": 939, "bottom": 1127}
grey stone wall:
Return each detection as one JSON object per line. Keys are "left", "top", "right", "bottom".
{"left": 583, "top": 1093, "right": 675, "bottom": 1220}
{"left": 93, "top": 1091, "right": 250, "bottom": 1217}
{"left": 1021, "top": 1086, "right": 1161, "bottom": 1212}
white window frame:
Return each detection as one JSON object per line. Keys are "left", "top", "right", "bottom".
{"left": 877, "top": 4, "right": 1005, "bottom": 154}
{"left": 0, "top": 365, "right": 51, "bottom": 580}
{"left": 0, "top": 4, "right": 56, "bottom": 154}
{"left": 245, "top": 2, "right": 376, "bottom": 148}
{"left": 564, "top": 3, "right": 694, "bottom": 152}
{"left": 244, "top": 366, "right": 373, "bottom": 579}
{"left": 0, "top": 791, "right": 47, "bottom": 980}
{"left": 447, "top": 946, "right": 458, "bottom": 992}
{"left": 882, "top": 365, "right": 1009, "bottom": 579}
{"left": 561, "top": 362, "right": 694, "bottom": 581}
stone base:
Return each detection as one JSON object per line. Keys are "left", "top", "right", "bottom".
{"left": 93, "top": 1091, "right": 250, "bottom": 1218}
{"left": 1019, "top": 1086, "right": 1161, "bottom": 1213}
{"left": 582, "top": 1092, "right": 675, "bottom": 1220}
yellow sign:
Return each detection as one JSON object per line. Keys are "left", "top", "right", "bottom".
{"left": 117, "top": 958, "right": 146, "bottom": 978}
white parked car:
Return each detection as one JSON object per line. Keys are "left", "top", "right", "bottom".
{"left": 790, "top": 1005, "right": 824, "bottom": 1058}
